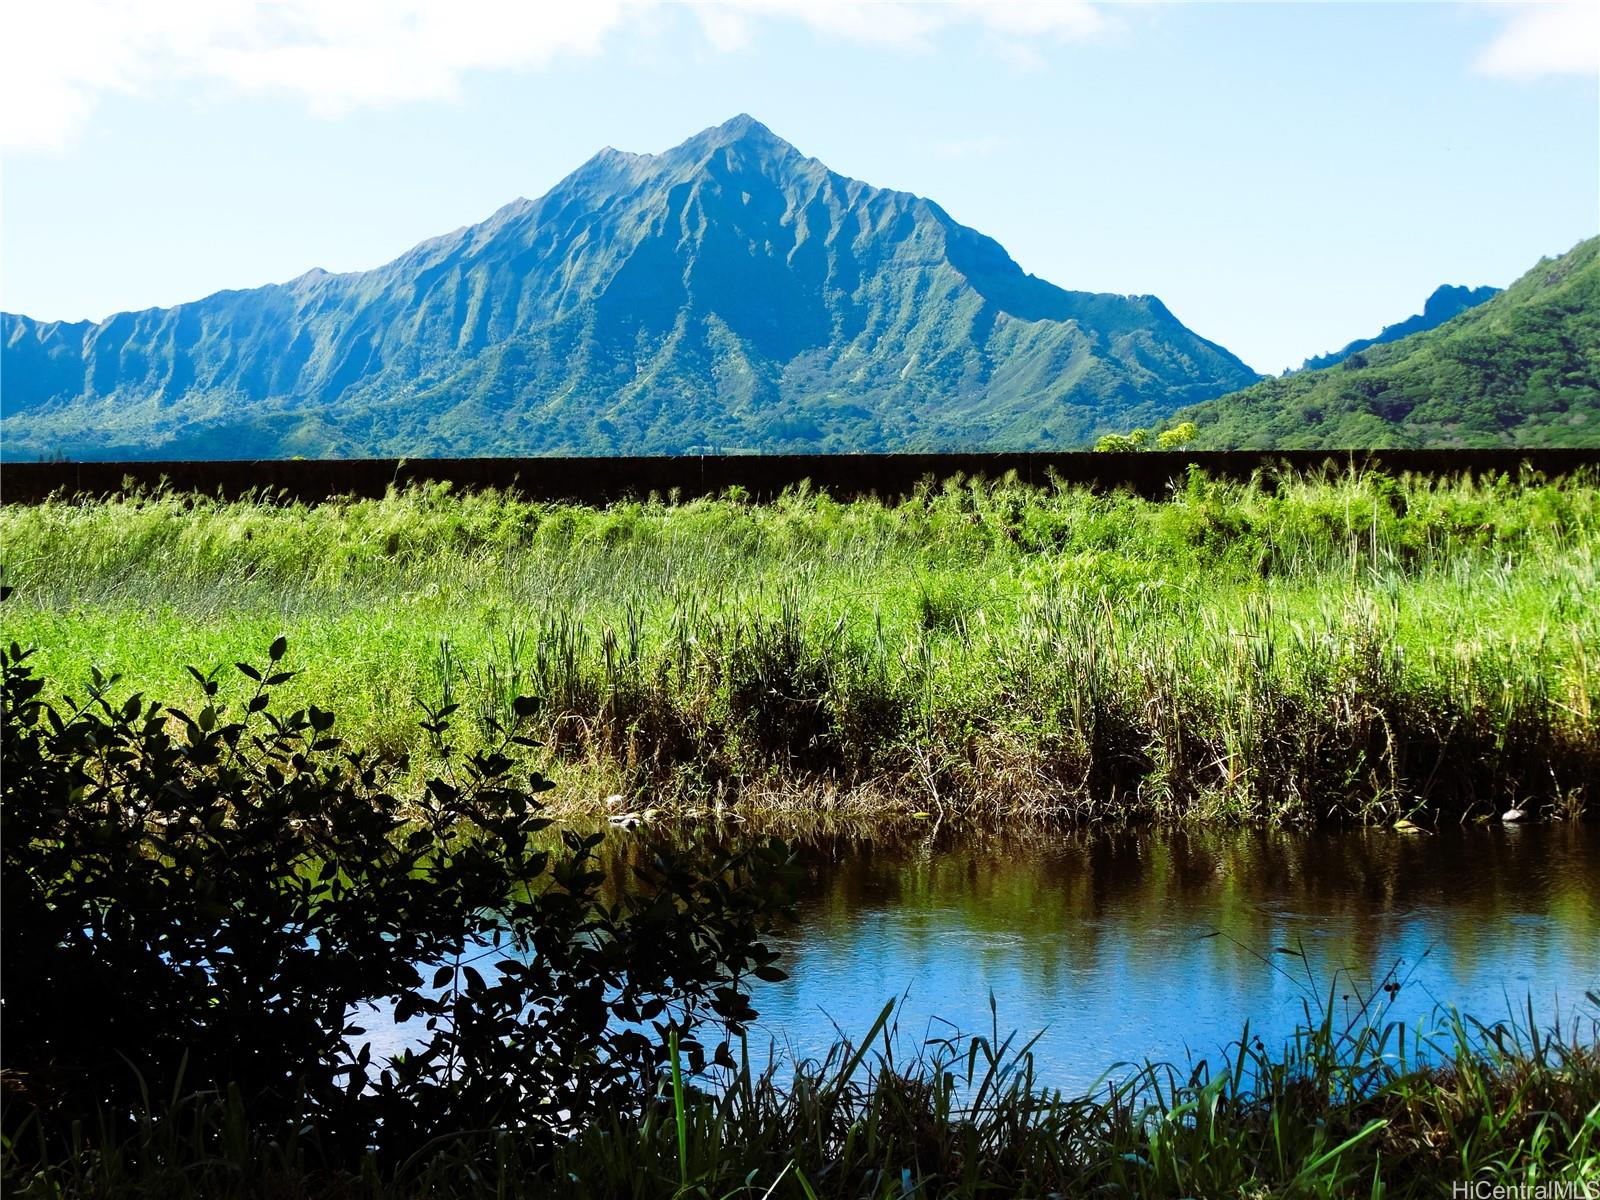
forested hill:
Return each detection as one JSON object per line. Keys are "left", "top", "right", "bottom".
{"left": 1301, "top": 284, "right": 1499, "bottom": 371}
{"left": 1179, "top": 236, "right": 1600, "bottom": 449}
{"left": 0, "top": 115, "right": 1257, "bottom": 461}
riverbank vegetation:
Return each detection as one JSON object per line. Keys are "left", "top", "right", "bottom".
{"left": 10, "top": 995, "right": 1599, "bottom": 1198}
{"left": 3, "top": 467, "right": 1597, "bottom": 824}
{"left": 4, "top": 646, "right": 1597, "bottom": 1197}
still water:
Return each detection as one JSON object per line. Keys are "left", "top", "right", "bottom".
{"left": 370, "top": 821, "right": 1599, "bottom": 1093}
{"left": 736, "top": 822, "right": 1599, "bottom": 1093}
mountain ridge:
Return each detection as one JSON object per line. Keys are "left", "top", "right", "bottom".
{"left": 1301, "top": 283, "right": 1501, "bottom": 372}
{"left": 1177, "top": 236, "right": 1600, "bottom": 448}
{"left": 2, "top": 115, "right": 1259, "bottom": 460}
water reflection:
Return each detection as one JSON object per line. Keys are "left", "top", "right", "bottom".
{"left": 367, "top": 821, "right": 1598, "bottom": 1094}
{"left": 718, "top": 822, "right": 1600, "bottom": 1092}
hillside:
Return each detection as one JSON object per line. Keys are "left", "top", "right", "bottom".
{"left": 1179, "top": 237, "right": 1600, "bottom": 449}
{"left": 1301, "top": 283, "right": 1499, "bottom": 371}
{"left": 0, "top": 116, "right": 1257, "bottom": 460}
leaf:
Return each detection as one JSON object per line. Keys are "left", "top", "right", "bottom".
{"left": 236, "top": 662, "right": 262, "bottom": 681}
{"left": 269, "top": 636, "right": 288, "bottom": 662}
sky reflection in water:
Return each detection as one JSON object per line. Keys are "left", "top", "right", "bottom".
{"left": 739, "top": 822, "right": 1599, "bottom": 1093}
{"left": 361, "top": 821, "right": 1598, "bottom": 1094}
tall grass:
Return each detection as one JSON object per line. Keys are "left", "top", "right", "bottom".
{"left": 7, "top": 993, "right": 1598, "bottom": 1197}
{"left": 3, "top": 467, "right": 1597, "bottom": 823}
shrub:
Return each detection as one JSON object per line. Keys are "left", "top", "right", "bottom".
{"left": 0, "top": 638, "right": 797, "bottom": 1169}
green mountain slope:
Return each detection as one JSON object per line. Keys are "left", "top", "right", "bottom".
{"left": 1180, "top": 237, "right": 1600, "bottom": 448}
{"left": 1300, "top": 283, "right": 1499, "bottom": 371}
{"left": 1, "top": 116, "right": 1257, "bottom": 460}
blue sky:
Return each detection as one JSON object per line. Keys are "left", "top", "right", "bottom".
{"left": 3, "top": 1, "right": 1596, "bottom": 374}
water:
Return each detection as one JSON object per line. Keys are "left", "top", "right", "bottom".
{"left": 367, "top": 821, "right": 1600, "bottom": 1094}
{"left": 738, "top": 821, "right": 1600, "bottom": 1094}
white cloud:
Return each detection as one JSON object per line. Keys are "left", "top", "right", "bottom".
{"left": 1, "top": 0, "right": 1106, "bottom": 154}
{"left": 689, "top": 0, "right": 1103, "bottom": 54}
{"left": 1, "top": 0, "right": 638, "bottom": 153}
{"left": 1474, "top": 0, "right": 1600, "bottom": 80}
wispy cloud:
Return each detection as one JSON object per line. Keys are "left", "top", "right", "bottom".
{"left": 1474, "top": 0, "right": 1599, "bottom": 81}
{"left": 1, "top": 0, "right": 1106, "bottom": 154}
{"left": 2, "top": 0, "right": 636, "bottom": 154}
{"left": 688, "top": 0, "right": 1103, "bottom": 53}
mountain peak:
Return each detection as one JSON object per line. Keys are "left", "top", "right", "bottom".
{"left": 1300, "top": 280, "right": 1501, "bottom": 371}
{"left": 1183, "top": 235, "right": 1599, "bottom": 448}
{"left": 576, "top": 116, "right": 803, "bottom": 184}
{"left": 1421, "top": 283, "right": 1498, "bottom": 322}
{"left": 674, "top": 113, "right": 798, "bottom": 158}
{"left": 709, "top": 112, "right": 781, "bottom": 142}
{"left": 1, "top": 116, "right": 1261, "bottom": 459}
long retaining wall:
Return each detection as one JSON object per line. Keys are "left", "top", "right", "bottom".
{"left": 4, "top": 448, "right": 1598, "bottom": 505}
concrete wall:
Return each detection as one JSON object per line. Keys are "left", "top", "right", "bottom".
{"left": 5, "top": 449, "right": 1598, "bottom": 505}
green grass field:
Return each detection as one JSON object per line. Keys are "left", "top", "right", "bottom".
{"left": 3, "top": 467, "right": 1597, "bottom": 824}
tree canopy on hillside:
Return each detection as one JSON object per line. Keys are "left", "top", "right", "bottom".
{"left": 1175, "top": 237, "right": 1599, "bottom": 449}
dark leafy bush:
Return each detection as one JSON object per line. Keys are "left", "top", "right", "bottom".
{"left": 0, "top": 638, "right": 796, "bottom": 1168}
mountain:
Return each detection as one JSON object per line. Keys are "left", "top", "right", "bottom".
{"left": 1176, "top": 236, "right": 1600, "bottom": 449}
{"left": 1, "top": 116, "right": 1258, "bottom": 461}
{"left": 1301, "top": 283, "right": 1500, "bottom": 371}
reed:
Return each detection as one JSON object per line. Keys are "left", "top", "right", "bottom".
{"left": 3, "top": 467, "right": 1596, "bottom": 824}
{"left": 6, "top": 993, "right": 1597, "bottom": 1197}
